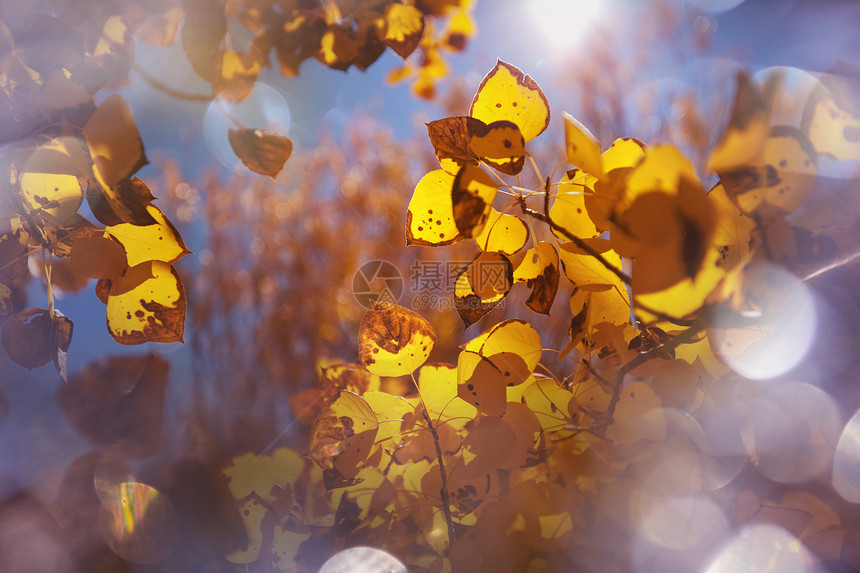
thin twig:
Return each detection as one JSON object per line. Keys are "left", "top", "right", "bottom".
{"left": 133, "top": 63, "right": 215, "bottom": 102}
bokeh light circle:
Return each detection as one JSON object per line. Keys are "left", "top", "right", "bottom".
{"left": 711, "top": 261, "right": 817, "bottom": 380}
{"left": 203, "top": 82, "right": 292, "bottom": 172}
{"left": 319, "top": 546, "right": 408, "bottom": 573}
{"left": 98, "top": 482, "right": 179, "bottom": 564}
{"left": 703, "top": 524, "right": 812, "bottom": 573}
{"left": 833, "top": 407, "right": 860, "bottom": 503}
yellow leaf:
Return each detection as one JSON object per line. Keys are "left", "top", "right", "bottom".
{"left": 452, "top": 163, "right": 497, "bottom": 237}
{"left": 563, "top": 112, "right": 603, "bottom": 177}
{"left": 406, "top": 169, "right": 462, "bottom": 246}
{"left": 720, "top": 126, "right": 817, "bottom": 221}
{"left": 384, "top": 3, "right": 424, "bottom": 58}
{"left": 550, "top": 169, "right": 599, "bottom": 240}
{"left": 470, "top": 60, "right": 550, "bottom": 142}
{"left": 473, "top": 208, "right": 529, "bottom": 254}
{"left": 558, "top": 238, "right": 625, "bottom": 291}
{"left": 106, "top": 204, "right": 190, "bottom": 267}
{"left": 106, "top": 261, "right": 186, "bottom": 344}
{"left": 417, "top": 363, "right": 477, "bottom": 426}
{"left": 468, "top": 120, "right": 526, "bottom": 175}
{"left": 615, "top": 144, "right": 699, "bottom": 216}
{"left": 453, "top": 251, "right": 513, "bottom": 327}
{"left": 225, "top": 498, "right": 268, "bottom": 564}
{"left": 522, "top": 378, "right": 575, "bottom": 433}
{"left": 803, "top": 77, "right": 860, "bottom": 161}
{"left": 272, "top": 526, "right": 311, "bottom": 572}
{"left": 512, "top": 241, "right": 560, "bottom": 314}
{"left": 463, "top": 319, "right": 542, "bottom": 386}
{"left": 306, "top": 390, "right": 379, "bottom": 483}
{"left": 358, "top": 303, "right": 436, "bottom": 377}
{"left": 19, "top": 172, "right": 82, "bottom": 224}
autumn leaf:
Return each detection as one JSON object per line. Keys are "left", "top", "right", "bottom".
{"left": 452, "top": 163, "right": 497, "bottom": 237}
{"left": 228, "top": 128, "right": 293, "bottom": 178}
{"left": 454, "top": 251, "right": 513, "bottom": 327}
{"left": 306, "top": 390, "right": 379, "bottom": 485}
{"left": 106, "top": 261, "right": 186, "bottom": 345}
{"left": 0, "top": 307, "right": 72, "bottom": 381}
{"left": 406, "top": 169, "right": 462, "bottom": 246}
{"left": 512, "top": 242, "right": 560, "bottom": 314}
{"left": 470, "top": 60, "right": 550, "bottom": 143}
{"left": 358, "top": 302, "right": 436, "bottom": 377}
{"left": 180, "top": 0, "right": 226, "bottom": 84}
{"left": 383, "top": 3, "right": 425, "bottom": 58}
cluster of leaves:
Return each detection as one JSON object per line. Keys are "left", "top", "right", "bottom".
{"left": 217, "top": 61, "right": 860, "bottom": 572}
{"left": 0, "top": 0, "right": 477, "bottom": 380}
{"left": 1, "top": 50, "right": 189, "bottom": 380}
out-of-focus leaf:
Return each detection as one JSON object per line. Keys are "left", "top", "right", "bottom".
{"left": 358, "top": 302, "right": 436, "bottom": 377}
{"left": 180, "top": 0, "right": 226, "bottom": 84}
{"left": 217, "top": 49, "right": 264, "bottom": 102}
{"left": 470, "top": 60, "right": 550, "bottom": 143}
{"left": 19, "top": 172, "right": 82, "bottom": 225}
{"left": 106, "top": 261, "right": 186, "bottom": 345}
{"left": 135, "top": 5, "right": 182, "bottom": 46}
{"left": 84, "top": 94, "right": 148, "bottom": 193}
{"left": 720, "top": 126, "right": 818, "bottom": 222}
{"left": 57, "top": 353, "right": 168, "bottom": 457}
{"left": 228, "top": 128, "right": 293, "bottom": 178}
{"left": 1, "top": 308, "right": 72, "bottom": 380}
{"left": 306, "top": 390, "right": 379, "bottom": 485}
{"left": 69, "top": 236, "right": 127, "bottom": 279}
{"left": 0, "top": 282, "right": 11, "bottom": 324}
{"left": 383, "top": 3, "right": 424, "bottom": 58}
{"left": 802, "top": 72, "right": 860, "bottom": 161}
{"left": 454, "top": 251, "right": 513, "bottom": 327}
{"left": 406, "top": 169, "right": 462, "bottom": 246}
{"left": 708, "top": 71, "right": 780, "bottom": 173}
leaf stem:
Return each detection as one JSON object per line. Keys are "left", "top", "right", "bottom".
{"left": 132, "top": 63, "right": 215, "bottom": 102}
{"left": 410, "top": 372, "right": 456, "bottom": 556}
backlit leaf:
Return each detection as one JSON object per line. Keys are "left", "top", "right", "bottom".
{"left": 19, "top": 172, "right": 82, "bottom": 225}
{"left": 551, "top": 169, "right": 600, "bottom": 241}
{"left": 720, "top": 126, "right": 817, "bottom": 221}
{"left": 406, "top": 169, "right": 462, "bottom": 246}
{"left": 802, "top": 74, "right": 860, "bottom": 161}
{"left": 708, "top": 71, "right": 780, "bottom": 173}
{"left": 453, "top": 251, "right": 513, "bottom": 327}
{"left": 358, "top": 302, "right": 436, "bottom": 377}
{"left": 417, "top": 363, "right": 478, "bottom": 426}
{"left": 180, "top": 0, "right": 226, "bottom": 84}
{"left": 84, "top": 94, "right": 148, "bottom": 191}
{"left": 468, "top": 120, "right": 526, "bottom": 175}
{"left": 426, "top": 116, "right": 482, "bottom": 170}
{"left": 463, "top": 319, "right": 542, "bottom": 386}
{"left": 457, "top": 350, "right": 507, "bottom": 417}
{"left": 564, "top": 112, "right": 603, "bottom": 177}
{"left": 522, "top": 377, "right": 575, "bottom": 433}
{"left": 470, "top": 60, "right": 550, "bottom": 142}
{"left": 513, "top": 241, "right": 560, "bottom": 314}
{"left": 217, "top": 49, "right": 264, "bottom": 102}
{"left": 383, "top": 3, "right": 424, "bottom": 58}
{"left": 106, "top": 204, "right": 190, "bottom": 267}
{"left": 452, "top": 163, "right": 497, "bottom": 237}
{"left": 473, "top": 208, "right": 529, "bottom": 254}
{"left": 306, "top": 390, "right": 379, "bottom": 483}
{"left": 558, "top": 238, "right": 625, "bottom": 290}
{"left": 228, "top": 128, "right": 293, "bottom": 178}
{"left": 106, "top": 261, "right": 186, "bottom": 345}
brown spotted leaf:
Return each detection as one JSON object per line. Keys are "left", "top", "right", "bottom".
{"left": 106, "top": 261, "right": 186, "bottom": 345}
{"left": 426, "top": 116, "right": 482, "bottom": 171}
{"left": 228, "top": 128, "right": 293, "bottom": 178}
{"left": 358, "top": 302, "right": 436, "bottom": 377}
{"left": 452, "top": 163, "right": 497, "bottom": 237}
{"left": 454, "top": 251, "right": 513, "bottom": 327}
{"left": 306, "top": 390, "right": 379, "bottom": 486}
{"left": 84, "top": 94, "right": 149, "bottom": 194}
{"left": 512, "top": 241, "right": 560, "bottom": 315}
